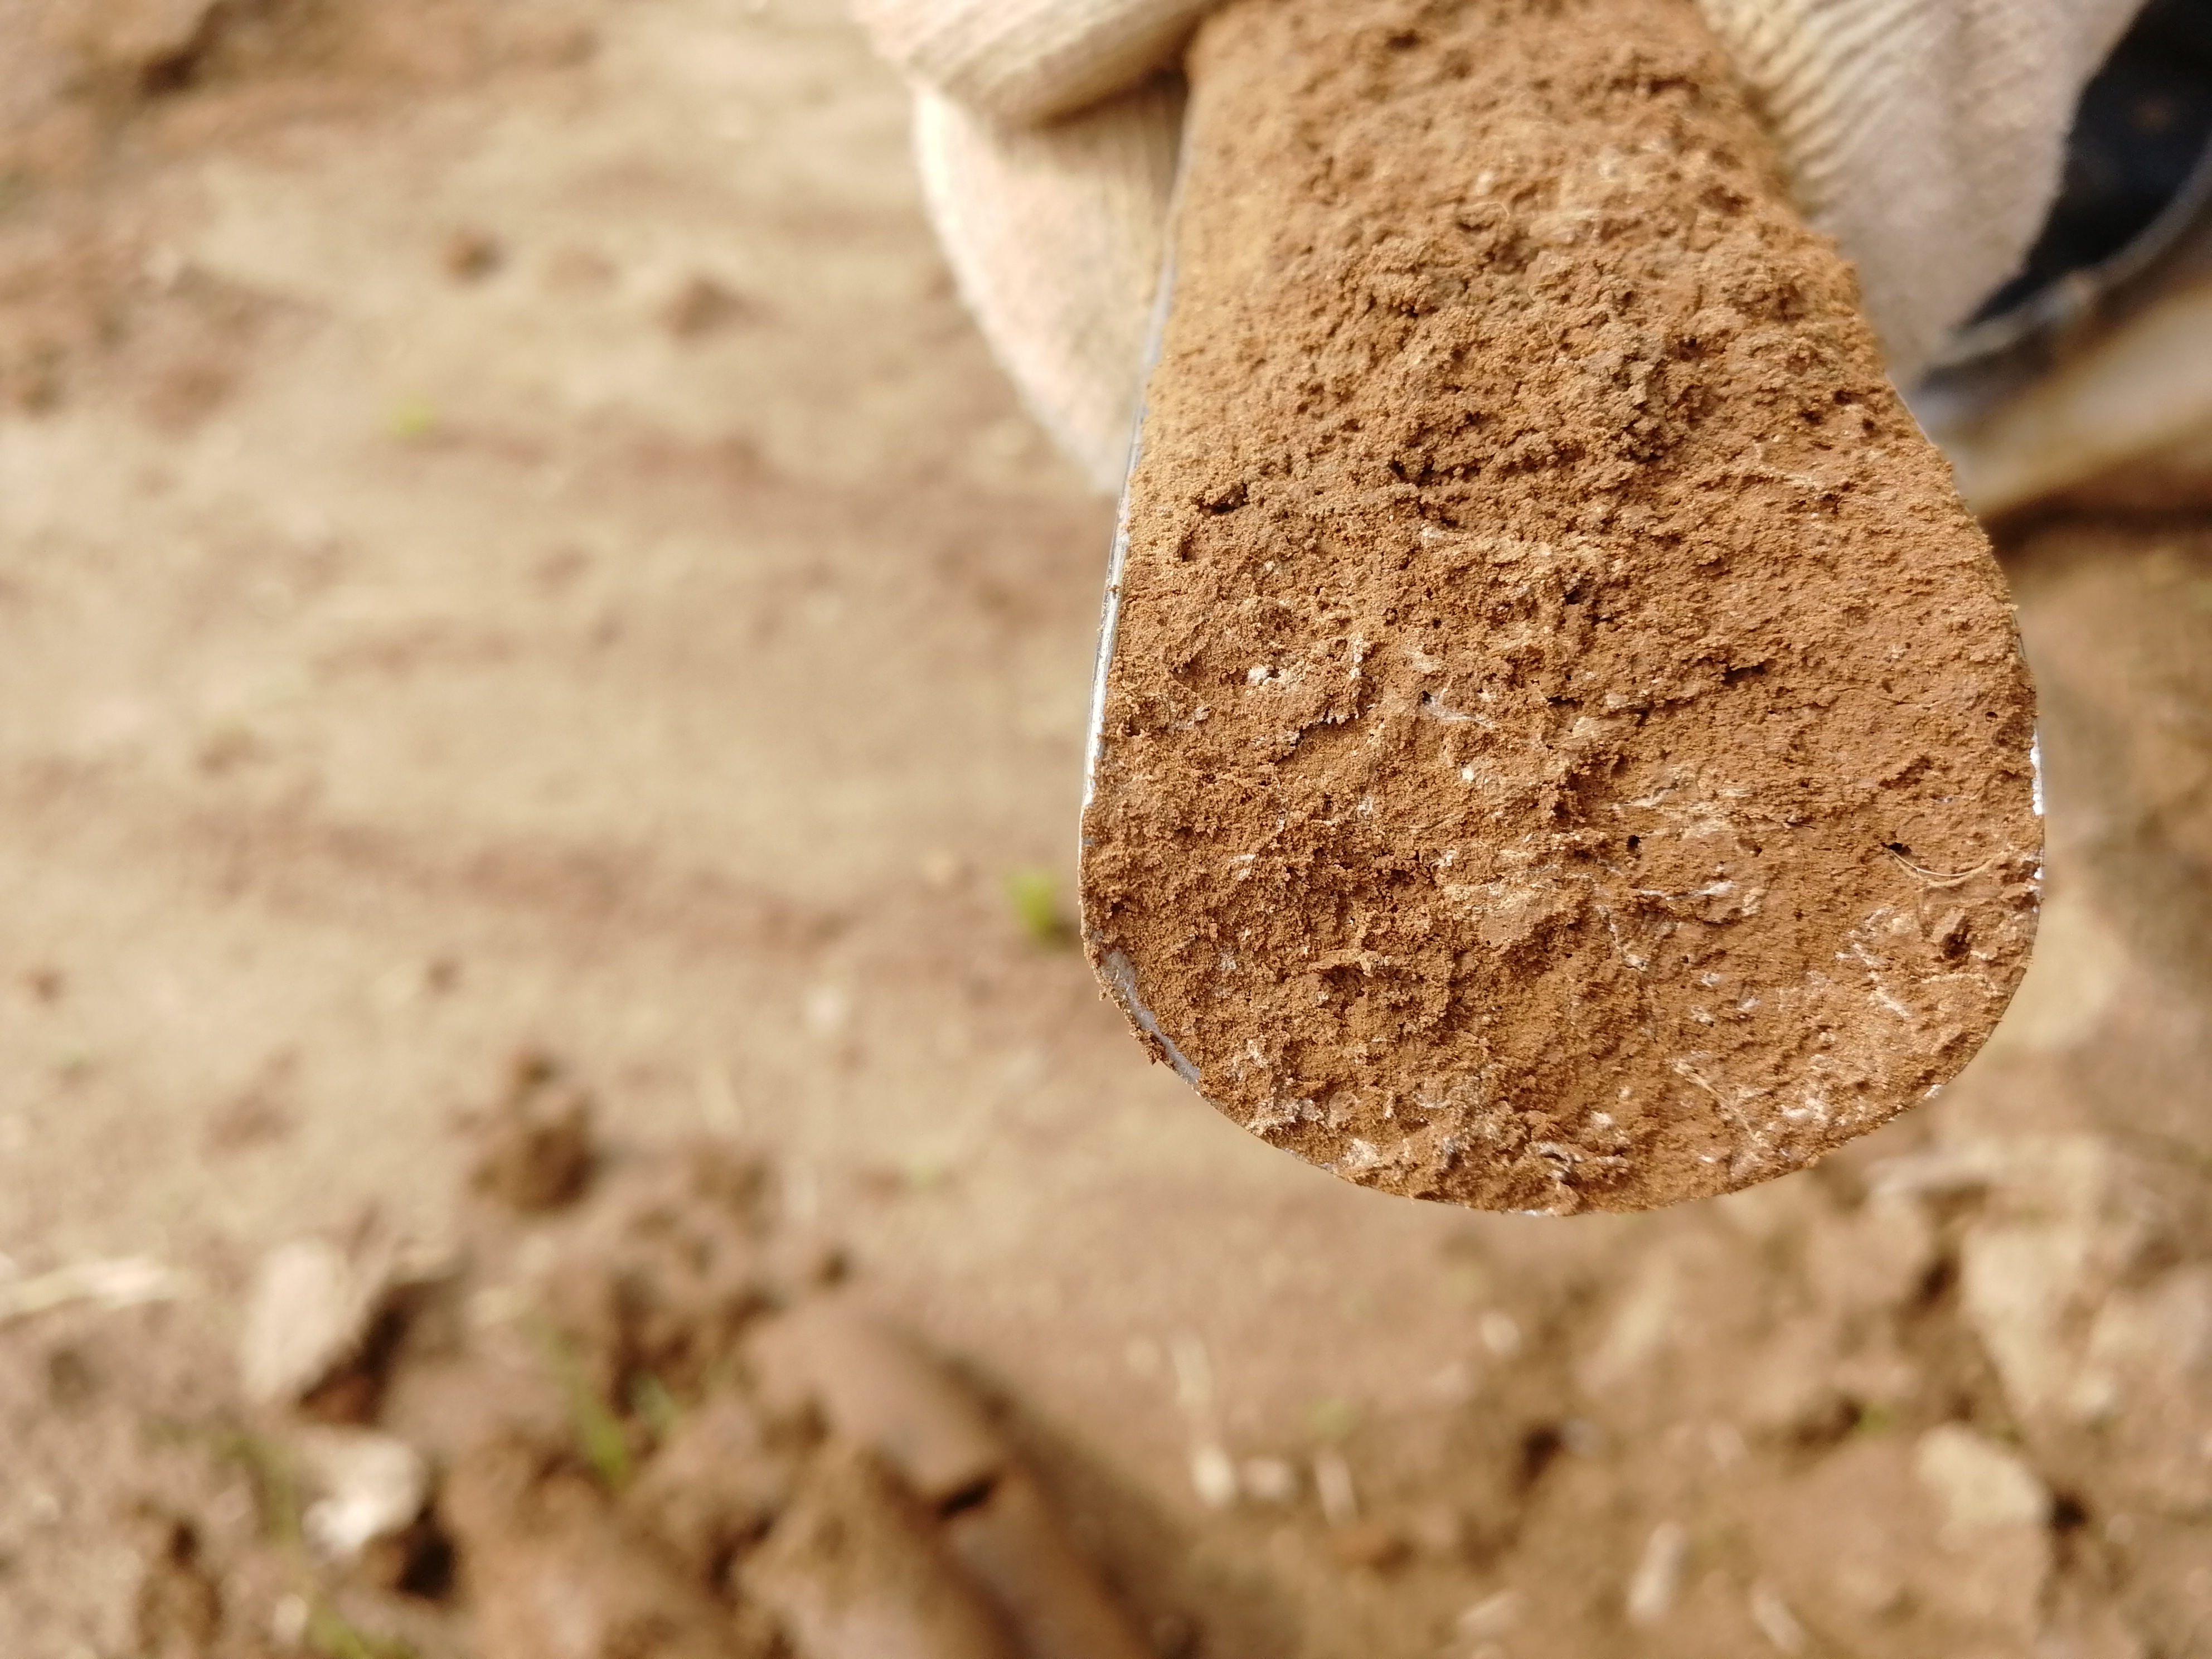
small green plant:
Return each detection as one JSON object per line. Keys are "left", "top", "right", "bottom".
{"left": 629, "top": 1371, "right": 681, "bottom": 1444}
{"left": 171, "top": 1424, "right": 414, "bottom": 1657}
{"left": 307, "top": 1602, "right": 417, "bottom": 1659}
{"left": 205, "top": 1426, "right": 304, "bottom": 1546}
{"left": 388, "top": 398, "right": 438, "bottom": 440}
{"left": 1004, "top": 868, "right": 1075, "bottom": 949}
{"left": 536, "top": 1325, "right": 633, "bottom": 1490}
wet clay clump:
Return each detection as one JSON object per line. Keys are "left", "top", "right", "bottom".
{"left": 1081, "top": 0, "right": 2042, "bottom": 1211}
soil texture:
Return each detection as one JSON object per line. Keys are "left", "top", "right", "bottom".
{"left": 1085, "top": 0, "right": 2041, "bottom": 1211}
{"left": 0, "top": 2, "right": 2207, "bottom": 1657}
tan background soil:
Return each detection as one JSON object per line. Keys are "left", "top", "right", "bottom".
{"left": 1, "top": 3, "right": 2209, "bottom": 1657}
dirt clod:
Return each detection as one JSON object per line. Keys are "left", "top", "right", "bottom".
{"left": 470, "top": 1051, "right": 595, "bottom": 1214}
{"left": 620, "top": 1393, "right": 798, "bottom": 1583}
{"left": 441, "top": 228, "right": 503, "bottom": 282}
{"left": 238, "top": 1234, "right": 397, "bottom": 1408}
{"left": 447, "top": 1436, "right": 758, "bottom": 1659}
{"left": 742, "top": 1442, "right": 1020, "bottom": 1659}
{"left": 131, "top": 1515, "right": 224, "bottom": 1659}
{"left": 661, "top": 273, "right": 759, "bottom": 338}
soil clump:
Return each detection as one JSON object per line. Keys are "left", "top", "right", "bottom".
{"left": 0, "top": 1070, "right": 1158, "bottom": 1659}
{"left": 1084, "top": 0, "right": 2043, "bottom": 1211}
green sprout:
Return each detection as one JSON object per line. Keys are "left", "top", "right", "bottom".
{"left": 536, "top": 1325, "right": 633, "bottom": 1490}
{"left": 388, "top": 398, "right": 438, "bottom": 440}
{"left": 629, "top": 1371, "right": 681, "bottom": 1444}
{"left": 1005, "top": 868, "right": 1075, "bottom": 949}
{"left": 206, "top": 1427, "right": 304, "bottom": 1546}
{"left": 307, "top": 1603, "right": 417, "bottom": 1659}
{"left": 176, "top": 1424, "right": 415, "bottom": 1658}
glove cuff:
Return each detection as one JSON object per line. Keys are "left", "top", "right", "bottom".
{"left": 857, "top": 0, "right": 1212, "bottom": 124}
{"left": 914, "top": 79, "right": 1184, "bottom": 491}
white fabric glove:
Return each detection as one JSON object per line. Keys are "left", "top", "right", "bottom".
{"left": 857, "top": 0, "right": 2146, "bottom": 492}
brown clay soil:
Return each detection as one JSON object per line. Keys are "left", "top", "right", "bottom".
{"left": 1, "top": 3, "right": 2209, "bottom": 1657}
{"left": 1088, "top": 0, "right": 2040, "bottom": 1211}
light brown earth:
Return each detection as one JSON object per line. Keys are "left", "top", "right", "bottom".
{"left": 1088, "top": 0, "right": 2040, "bottom": 1211}
{"left": 1, "top": 3, "right": 2209, "bottom": 1657}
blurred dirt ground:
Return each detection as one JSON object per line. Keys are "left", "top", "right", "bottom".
{"left": 1, "top": 3, "right": 2209, "bottom": 1657}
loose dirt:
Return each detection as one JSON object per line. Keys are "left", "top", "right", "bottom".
{"left": 0, "top": 2, "right": 2208, "bottom": 1656}
{"left": 0, "top": 1095, "right": 1161, "bottom": 1659}
{"left": 1085, "top": 0, "right": 2041, "bottom": 1212}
